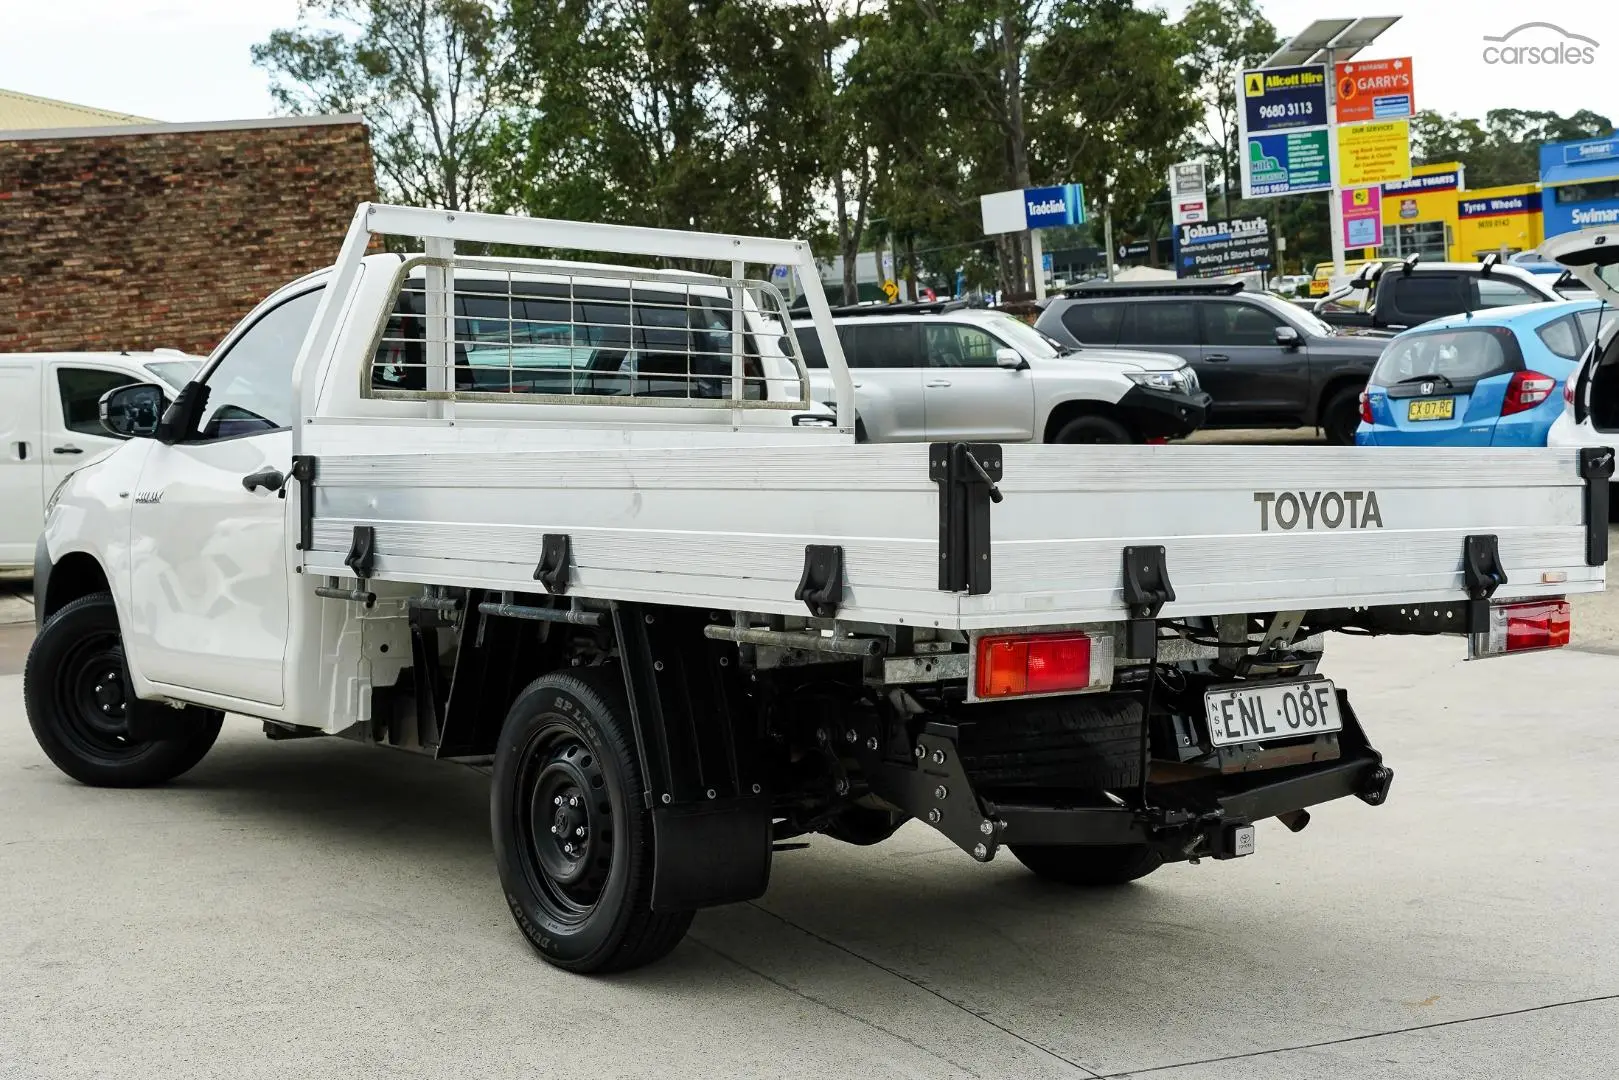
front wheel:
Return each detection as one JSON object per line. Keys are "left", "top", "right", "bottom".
{"left": 23, "top": 592, "right": 223, "bottom": 787}
{"left": 491, "top": 669, "right": 693, "bottom": 973}
{"left": 1051, "top": 414, "right": 1134, "bottom": 444}
{"left": 1320, "top": 386, "right": 1363, "bottom": 446}
{"left": 1010, "top": 843, "right": 1163, "bottom": 886}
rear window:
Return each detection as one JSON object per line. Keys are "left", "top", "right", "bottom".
{"left": 1060, "top": 301, "right": 1125, "bottom": 344}
{"left": 793, "top": 325, "right": 828, "bottom": 368}
{"left": 835, "top": 322, "right": 923, "bottom": 369}
{"left": 1371, "top": 326, "right": 1523, "bottom": 388}
{"left": 374, "top": 278, "right": 764, "bottom": 399}
{"left": 1118, "top": 301, "right": 1196, "bottom": 347}
{"left": 1384, "top": 275, "right": 1466, "bottom": 319}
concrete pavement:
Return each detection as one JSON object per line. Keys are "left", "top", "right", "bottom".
{"left": 2, "top": 633, "right": 1617, "bottom": 1079}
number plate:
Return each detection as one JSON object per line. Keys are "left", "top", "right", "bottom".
{"left": 1407, "top": 398, "right": 1455, "bottom": 421}
{"left": 1204, "top": 679, "right": 1342, "bottom": 747}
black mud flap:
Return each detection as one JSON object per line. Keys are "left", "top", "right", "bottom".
{"left": 612, "top": 602, "right": 772, "bottom": 911}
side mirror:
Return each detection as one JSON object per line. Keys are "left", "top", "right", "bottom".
{"left": 995, "top": 347, "right": 1026, "bottom": 369}
{"left": 99, "top": 383, "right": 167, "bottom": 439}
{"left": 1274, "top": 325, "right": 1302, "bottom": 349}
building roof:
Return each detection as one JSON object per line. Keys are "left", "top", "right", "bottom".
{"left": 0, "top": 88, "right": 152, "bottom": 130}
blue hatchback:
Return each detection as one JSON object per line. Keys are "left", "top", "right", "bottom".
{"left": 1356, "top": 299, "right": 1610, "bottom": 446}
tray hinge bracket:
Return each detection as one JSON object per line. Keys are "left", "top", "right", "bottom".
{"left": 533, "top": 533, "right": 572, "bottom": 595}
{"left": 1462, "top": 533, "right": 1507, "bottom": 635}
{"left": 794, "top": 544, "right": 845, "bottom": 618}
{"left": 1121, "top": 546, "right": 1174, "bottom": 659}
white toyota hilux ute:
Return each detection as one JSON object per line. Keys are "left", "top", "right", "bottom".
{"left": 26, "top": 204, "right": 1613, "bottom": 975}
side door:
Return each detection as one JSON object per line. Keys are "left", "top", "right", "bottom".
{"left": 42, "top": 361, "right": 163, "bottom": 491}
{"left": 0, "top": 359, "right": 43, "bottom": 567}
{"left": 838, "top": 323, "right": 927, "bottom": 440}
{"left": 920, "top": 321, "right": 1035, "bottom": 441}
{"left": 1198, "top": 300, "right": 1309, "bottom": 423}
{"left": 125, "top": 287, "right": 325, "bottom": 706}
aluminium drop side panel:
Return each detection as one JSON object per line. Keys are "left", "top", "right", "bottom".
{"left": 295, "top": 438, "right": 1602, "bottom": 632}
{"left": 959, "top": 444, "right": 1602, "bottom": 628}
{"left": 298, "top": 435, "right": 959, "bottom": 627}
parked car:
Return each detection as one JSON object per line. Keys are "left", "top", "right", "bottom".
{"left": 791, "top": 302, "right": 1210, "bottom": 444}
{"left": 1034, "top": 279, "right": 1389, "bottom": 444}
{"left": 0, "top": 350, "right": 198, "bottom": 568}
{"left": 1542, "top": 228, "right": 1619, "bottom": 467}
{"left": 1312, "top": 255, "right": 1564, "bottom": 333}
{"left": 1355, "top": 299, "right": 1607, "bottom": 447}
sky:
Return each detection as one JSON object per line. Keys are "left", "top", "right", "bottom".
{"left": 0, "top": 0, "right": 1614, "bottom": 125}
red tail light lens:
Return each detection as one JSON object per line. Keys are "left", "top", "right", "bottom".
{"left": 975, "top": 632, "right": 1106, "bottom": 698}
{"left": 1501, "top": 371, "right": 1556, "bottom": 416}
{"left": 1359, "top": 390, "right": 1373, "bottom": 425}
{"left": 1472, "top": 600, "right": 1571, "bottom": 658}
{"left": 1564, "top": 379, "right": 1575, "bottom": 406}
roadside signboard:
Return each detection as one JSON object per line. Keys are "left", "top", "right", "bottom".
{"left": 1237, "top": 65, "right": 1330, "bottom": 199}
{"left": 980, "top": 183, "right": 1087, "bottom": 233}
{"left": 1243, "top": 129, "right": 1331, "bottom": 198}
{"left": 1341, "top": 187, "right": 1383, "bottom": 248}
{"left": 1169, "top": 161, "right": 1208, "bottom": 225}
{"left": 1335, "top": 58, "right": 1415, "bottom": 124}
{"left": 1023, "top": 184, "right": 1087, "bottom": 228}
{"left": 1337, "top": 120, "right": 1412, "bottom": 188}
{"left": 1174, "top": 217, "right": 1272, "bottom": 279}
{"left": 1241, "top": 65, "right": 1329, "bottom": 134}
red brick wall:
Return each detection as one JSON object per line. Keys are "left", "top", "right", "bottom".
{"left": 0, "top": 120, "right": 376, "bottom": 355}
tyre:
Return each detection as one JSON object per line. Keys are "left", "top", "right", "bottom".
{"left": 1320, "top": 386, "right": 1362, "bottom": 445}
{"left": 491, "top": 668, "right": 693, "bottom": 973}
{"left": 23, "top": 592, "right": 223, "bottom": 787}
{"left": 1010, "top": 843, "right": 1164, "bottom": 886}
{"left": 1052, "top": 414, "right": 1134, "bottom": 444}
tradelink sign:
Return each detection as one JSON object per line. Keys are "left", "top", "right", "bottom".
{"left": 1023, "top": 184, "right": 1087, "bottom": 228}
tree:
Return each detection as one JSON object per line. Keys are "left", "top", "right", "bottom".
{"left": 1413, "top": 108, "right": 1614, "bottom": 187}
{"left": 253, "top": 0, "right": 512, "bottom": 210}
{"left": 1177, "top": 0, "right": 1278, "bottom": 219}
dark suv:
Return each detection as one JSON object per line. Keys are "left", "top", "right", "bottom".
{"left": 1036, "top": 279, "right": 1391, "bottom": 444}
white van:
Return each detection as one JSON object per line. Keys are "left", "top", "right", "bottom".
{"left": 0, "top": 351, "right": 200, "bottom": 568}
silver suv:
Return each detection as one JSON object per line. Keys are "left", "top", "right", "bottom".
{"left": 790, "top": 305, "right": 1209, "bottom": 443}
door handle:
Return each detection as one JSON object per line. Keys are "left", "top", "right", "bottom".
{"left": 1204, "top": 354, "right": 1231, "bottom": 362}
{"left": 53, "top": 445, "right": 83, "bottom": 455}
{"left": 925, "top": 379, "right": 952, "bottom": 388}
{"left": 242, "top": 467, "right": 286, "bottom": 493}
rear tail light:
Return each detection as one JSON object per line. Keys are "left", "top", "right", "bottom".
{"left": 1501, "top": 370, "right": 1556, "bottom": 416}
{"left": 1359, "top": 390, "right": 1373, "bottom": 425}
{"left": 1564, "top": 379, "right": 1575, "bottom": 407}
{"left": 1470, "top": 599, "right": 1571, "bottom": 659}
{"left": 975, "top": 631, "right": 1113, "bottom": 699}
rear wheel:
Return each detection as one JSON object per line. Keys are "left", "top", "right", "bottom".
{"left": 1052, "top": 414, "right": 1134, "bottom": 444}
{"left": 491, "top": 669, "right": 693, "bottom": 973}
{"left": 1321, "top": 386, "right": 1363, "bottom": 445}
{"left": 1010, "top": 843, "right": 1163, "bottom": 886}
{"left": 23, "top": 592, "right": 223, "bottom": 787}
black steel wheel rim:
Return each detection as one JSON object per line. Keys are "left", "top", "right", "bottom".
{"left": 51, "top": 631, "right": 146, "bottom": 761}
{"left": 514, "top": 718, "right": 614, "bottom": 926}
